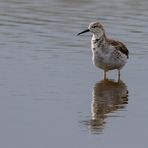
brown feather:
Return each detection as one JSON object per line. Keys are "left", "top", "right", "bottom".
{"left": 108, "top": 39, "right": 129, "bottom": 58}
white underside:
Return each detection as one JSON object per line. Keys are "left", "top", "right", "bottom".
{"left": 92, "top": 52, "right": 127, "bottom": 71}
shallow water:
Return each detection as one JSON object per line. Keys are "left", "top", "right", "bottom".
{"left": 0, "top": 0, "right": 148, "bottom": 147}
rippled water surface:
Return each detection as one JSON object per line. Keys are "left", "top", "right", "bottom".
{"left": 0, "top": 0, "right": 148, "bottom": 147}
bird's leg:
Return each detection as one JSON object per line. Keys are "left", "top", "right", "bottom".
{"left": 104, "top": 70, "right": 107, "bottom": 80}
{"left": 118, "top": 69, "right": 120, "bottom": 82}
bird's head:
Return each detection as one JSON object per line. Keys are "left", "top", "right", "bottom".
{"left": 77, "top": 21, "right": 105, "bottom": 37}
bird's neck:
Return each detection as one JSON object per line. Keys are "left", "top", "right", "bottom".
{"left": 93, "top": 32, "right": 107, "bottom": 40}
{"left": 92, "top": 33, "right": 107, "bottom": 48}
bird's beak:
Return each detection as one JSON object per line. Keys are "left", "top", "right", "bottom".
{"left": 77, "top": 29, "right": 90, "bottom": 35}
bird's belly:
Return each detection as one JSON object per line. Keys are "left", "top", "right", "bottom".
{"left": 92, "top": 52, "right": 127, "bottom": 71}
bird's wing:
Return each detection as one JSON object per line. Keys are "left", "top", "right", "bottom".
{"left": 108, "top": 39, "right": 129, "bottom": 58}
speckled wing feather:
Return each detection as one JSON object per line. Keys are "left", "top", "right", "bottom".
{"left": 108, "top": 39, "right": 129, "bottom": 58}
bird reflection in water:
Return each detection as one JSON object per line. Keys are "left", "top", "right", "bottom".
{"left": 86, "top": 79, "right": 128, "bottom": 134}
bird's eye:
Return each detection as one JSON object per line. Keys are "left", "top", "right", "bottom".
{"left": 93, "top": 26, "right": 97, "bottom": 28}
